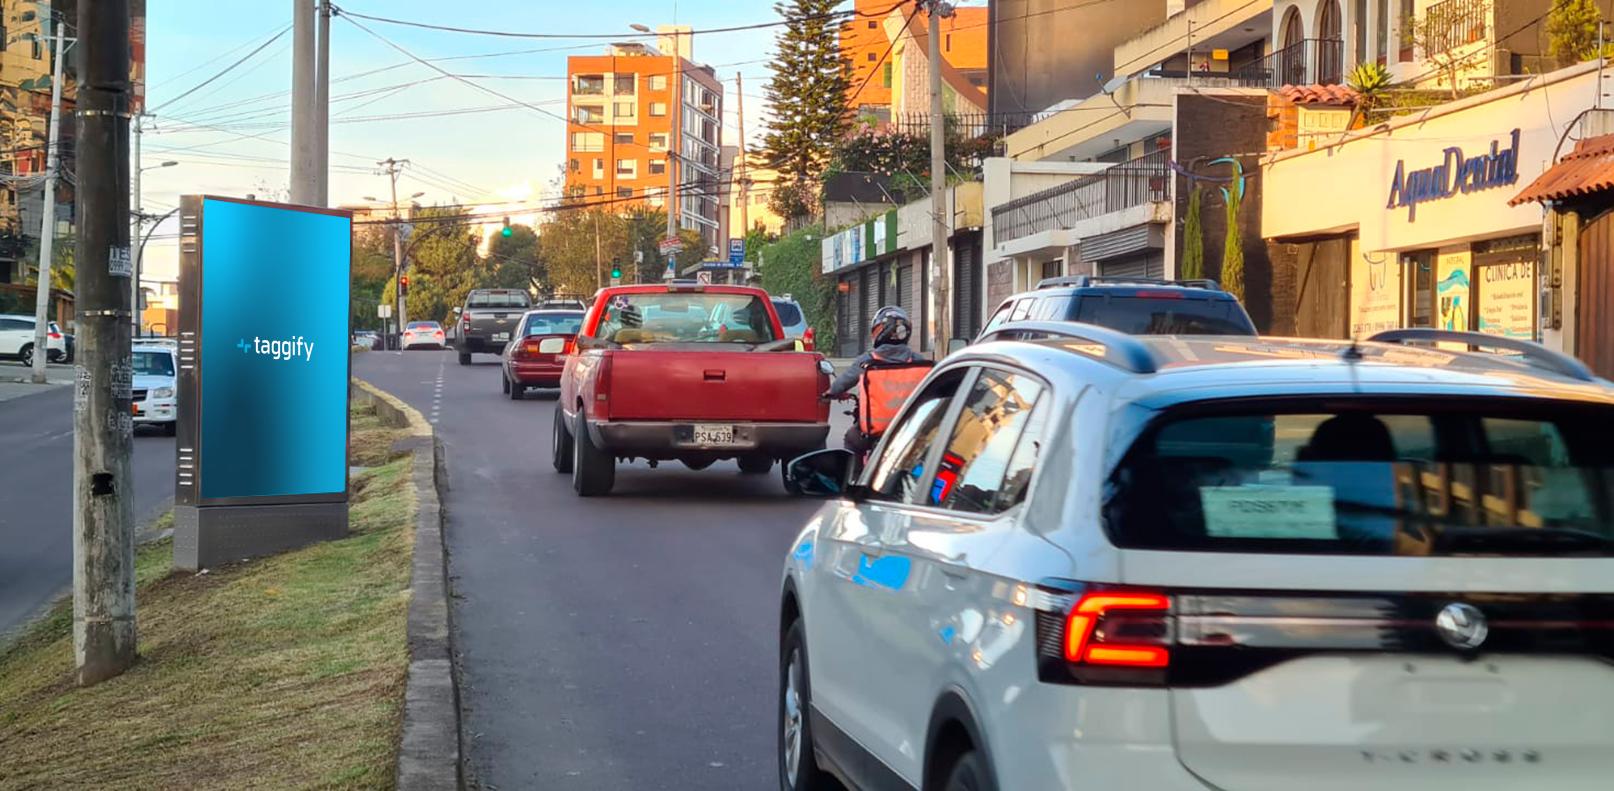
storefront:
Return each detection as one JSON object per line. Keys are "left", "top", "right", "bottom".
{"left": 822, "top": 211, "right": 905, "bottom": 358}
{"left": 1263, "top": 61, "right": 1601, "bottom": 344}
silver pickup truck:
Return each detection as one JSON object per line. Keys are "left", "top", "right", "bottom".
{"left": 454, "top": 289, "right": 533, "bottom": 365}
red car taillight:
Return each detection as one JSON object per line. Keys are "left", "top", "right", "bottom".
{"left": 1064, "top": 592, "right": 1170, "bottom": 667}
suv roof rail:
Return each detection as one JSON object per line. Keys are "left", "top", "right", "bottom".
{"left": 1035, "top": 275, "right": 1223, "bottom": 291}
{"left": 979, "top": 320, "right": 1159, "bottom": 374}
{"left": 1368, "top": 329, "right": 1598, "bottom": 383}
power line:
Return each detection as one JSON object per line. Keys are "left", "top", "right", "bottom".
{"left": 147, "top": 25, "right": 293, "bottom": 113}
{"left": 148, "top": 22, "right": 290, "bottom": 93}
{"left": 330, "top": 4, "right": 866, "bottom": 41}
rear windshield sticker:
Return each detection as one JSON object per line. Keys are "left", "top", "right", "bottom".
{"left": 1200, "top": 485, "right": 1338, "bottom": 540}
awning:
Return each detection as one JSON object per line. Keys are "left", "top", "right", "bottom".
{"left": 1510, "top": 133, "right": 1614, "bottom": 206}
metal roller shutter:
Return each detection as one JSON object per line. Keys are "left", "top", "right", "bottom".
{"left": 861, "top": 266, "right": 880, "bottom": 353}
{"left": 839, "top": 273, "right": 859, "bottom": 358}
{"left": 952, "top": 237, "right": 982, "bottom": 339}
{"left": 897, "top": 262, "right": 915, "bottom": 316}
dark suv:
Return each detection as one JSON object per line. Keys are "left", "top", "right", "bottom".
{"left": 977, "top": 276, "right": 1257, "bottom": 342}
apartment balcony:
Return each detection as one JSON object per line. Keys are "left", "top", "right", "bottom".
{"left": 1419, "top": 0, "right": 1489, "bottom": 54}
{"left": 992, "top": 150, "right": 1172, "bottom": 253}
{"left": 1114, "top": 0, "right": 1271, "bottom": 80}
{"left": 1233, "top": 38, "right": 1346, "bottom": 89}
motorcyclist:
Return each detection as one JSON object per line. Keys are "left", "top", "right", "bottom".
{"left": 824, "top": 306, "right": 931, "bottom": 458}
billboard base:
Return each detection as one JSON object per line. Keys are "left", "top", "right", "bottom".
{"left": 174, "top": 502, "right": 348, "bottom": 571}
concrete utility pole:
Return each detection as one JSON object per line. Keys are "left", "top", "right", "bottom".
{"left": 130, "top": 118, "right": 141, "bottom": 338}
{"left": 29, "top": 18, "right": 67, "bottom": 384}
{"left": 379, "top": 158, "right": 408, "bottom": 343}
{"left": 925, "top": 1, "right": 953, "bottom": 352}
{"left": 290, "top": 0, "right": 317, "bottom": 203}
{"left": 667, "top": 29, "right": 681, "bottom": 280}
{"left": 735, "top": 72, "right": 748, "bottom": 237}
{"left": 74, "top": 0, "right": 137, "bottom": 686}
{"left": 315, "top": 0, "right": 331, "bottom": 205}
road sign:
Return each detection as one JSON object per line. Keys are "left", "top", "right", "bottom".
{"left": 377, "top": 303, "right": 393, "bottom": 319}
{"left": 728, "top": 238, "right": 745, "bottom": 266}
{"left": 659, "top": 237, "right": 684, "bottom": 255}
{"left": 695, "top": 271, "right": 712, "bottom": 285}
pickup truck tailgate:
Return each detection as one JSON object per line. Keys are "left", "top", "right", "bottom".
{"left": 606, "top": 350, "right": 826, "bottom": 422}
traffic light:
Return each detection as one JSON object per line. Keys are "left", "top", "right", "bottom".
{"left": 610, "top": 258, "right": 622, "bottom": 280}
{"left": 501, "top": 217, "right": 512, "bottom": 237}
{"left": 399, "top": 274, "right": 409, "bottom": 295}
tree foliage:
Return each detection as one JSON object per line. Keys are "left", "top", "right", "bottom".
{"left": 1548, "top": 0, "right": 1612, "bottom": 66}
{"left": 1220, "top": 183, "right": 1245, "bottom": 301}
{"left": 538, "top": 208, "right": 706, "bottom": 298}
{"left": 756, "top": 225, "right": 836, "bottom": 351}
{"left": 351, "top": 227, "right": 394, "bottom": 331}
{"left": 487, "top": 223, "right": 543, "bottom": 292}
{"left": 1180, "top": 184, "right": 1204, "bottom": 281}
{"left": 762, "top": 0, "right": 851, "bottom": 220}
{"left": 400, "top": 205, "right": 487, "bottom": 325}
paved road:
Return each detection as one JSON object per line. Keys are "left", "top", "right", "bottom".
{"left": 355, "top": 349, "right": 847, "bottom": 791}
{"left": 0, "top": 386, "right": 177, "bottom": 636}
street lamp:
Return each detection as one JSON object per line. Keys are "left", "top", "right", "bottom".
{"left": 629, "top": 23, "right": 651, "bottom": 33}
{"left": 140, "top": 160, "right": 178, "bottom": 173}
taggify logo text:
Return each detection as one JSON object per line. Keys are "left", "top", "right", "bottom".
{"left": 237, "top": 336, "right": 314, "bottom": 361}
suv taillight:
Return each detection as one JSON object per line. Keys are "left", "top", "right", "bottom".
{"left": 1035, "top": 586, "right": 1171, "bottom": 686}
{"left": 1065, "top": 592, "right": 1170, "bottom": 667}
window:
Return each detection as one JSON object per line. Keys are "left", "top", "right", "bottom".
{"left": 465, "top": 291, "right": 532, "bottom": 309}
{"left": 1402, "top": 250, "right": 1436, "bottom": 327}
{"left": 133, "top": 350, "right": 175, "bottom": 377}
{"left": 614, "top": 101, "right": 636, "bottom": 119}
{"left": 1007, "top": 298, "right": 1033, "bottom": 322}
{"left": 571, "top": 132, "right": 604, "bottom": 151}
{"left": 946, "top": 34, "right": 952, "bottom": 51}
{"left": 929, "top": 370, "right": 1047, "bottom": 514}
{"left": 1070, "top": 295, "right": 1257, "bottom": 335}
{"left": 866, "top": 52, "right": 877, "bottom": 62}
{"left": 593, "top": 293, "right": 779, "bottom": 344}
{"left": 617, "top": 187, "right": 634, "bottom": 198}
{"left": 650, "top": 102, "right": 668, "bottom": 117}
{"left": 882, "top": 62, "right": 892, "bottom": 88}
{"left": 31, "top": 36, "right": 40, "bottom": 60}
{"left": 1106, "top": 403, "right": 1614, "bottom": 556}
{"left": 574, "top": 105, "right": 605, "bottom": 124}
{"left": 613, "top": 132, "right": 633, "bottom": 146}
{"left": 614, "top": 73, "right": 636, "bottom": 94}
{"left": 523, "top": 312, "right": 584, "bottom": 336}
{"left": 649, "top": 74, "right": 667, "bottom": 91}
{"left": 866, "top": 371, "right": 968, "bottom": 504}
{"left": 592, "top": 158, "right": 605, "bottom": 179}
{"left": 568, "top": 158, "right": 579, "bottom": 172}
{"left": 595, "top": 186, "right": 604, "bottom": 196}
{"left": 616, "top": 158, "right": 637, "bottom": 178}
{"left": 649, "top": 132, "right": 669, "bottom": 150}
{"left": 868, "top": 20, "right": 878, "bottom": 29}
{"left": 573, "top": 74, "right": 605, "bottom": 95}
{"left": 648, "top": 160, "right": 666, "bottom": 176}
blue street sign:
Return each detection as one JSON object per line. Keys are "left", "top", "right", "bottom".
{"left": 728, "top": 238, "right": 745, "bottom": 266}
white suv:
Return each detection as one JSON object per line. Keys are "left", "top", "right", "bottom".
{"left": 778, "top": 324, "right": 1614, "bottom": 791}
{"left": 0, "top": 313, "right": 67, "bottom": 366}
{"left": 132, "top": 344, "right": 178, "bottom": 435}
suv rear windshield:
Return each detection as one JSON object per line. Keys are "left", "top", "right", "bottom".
{"left": 772, "top": 301, "right": 803, "bottom": 326}
{"left": 1072, "top": 295, "right": 1255, "bottom": 335}
{"left": 466, "top": 291, "right": 531, "bottom": 309}
{"left": 595, "top": 293, "right": 778, "bottom": 345}
{"left": 1106, "top": 401, "right": 1614, "bottom": 556}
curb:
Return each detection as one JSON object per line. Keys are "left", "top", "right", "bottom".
{"left": 353, "top": 379, "right": 461, "bottom": 791}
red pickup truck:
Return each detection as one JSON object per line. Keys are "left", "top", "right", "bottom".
{"left": 553, "top": 283, "right": 832, "bottom": 496}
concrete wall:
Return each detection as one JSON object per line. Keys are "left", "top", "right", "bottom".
{"left": 989, "top": 0, "right": 1169, "bottom": 116}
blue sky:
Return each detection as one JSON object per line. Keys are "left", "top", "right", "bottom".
{"left": 138, "top": 0, "right": 791, "bottom": 278}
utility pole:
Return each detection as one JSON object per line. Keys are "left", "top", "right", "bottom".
{"left": 379, "top": 158, "right": 407, "bottom": 344}
{"left": 290, "top": 0, "right": 317, "bottom": 203}
{"left": 735, "top": 72, "right": 748, "bottom": 237}
{"left": 594, "top": 211, "right": 604, "bottom": 290}
{"left": 315, "top": 0, "right": 331, "bottom": 205}
{"left": 74, "top": 0, "right": 137, "bottom": 686}
{"left": 130, "top": 117, "right": 142, "bottom": 339}
{"left": 924, "top": 1, "right": 953, "bottom": 353}
{"left": 29, "top": 18, "right": 67, "bottom": 383}
{"left": 666, "top": 28, "right": 681, "bottom": 281}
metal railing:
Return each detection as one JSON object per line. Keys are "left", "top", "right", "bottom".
{"left": 992, "top": 150, "right": 1171, "bottom": 245}
{"left": 1232, "top": 38, "right": 1345, "bottom": 88}
{"left": 1419, "top": 0, "right": 1489, "bottom": 53}
{"left": 887, "top": 111, "right": 1044, "bottom": 140}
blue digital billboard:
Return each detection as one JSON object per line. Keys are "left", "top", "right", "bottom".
{"left": 198, "top": 197, "right": 351, "bottom": 500}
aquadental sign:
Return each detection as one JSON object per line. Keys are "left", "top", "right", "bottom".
{"left": 173, "top": 195, "right": 353, "bottom": 570}
{"left": 1386, "top": 129, "right": 1521, "bottom": 221}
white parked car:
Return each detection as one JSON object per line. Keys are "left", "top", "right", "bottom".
{"left": 0, "top": 313, "right": 68, "bottom": 366}
{"left": 132, "top": 344, "right": 178, "bottom": 435}
{"left": 778, "top": 324, "right": 1614, "bottom": 791}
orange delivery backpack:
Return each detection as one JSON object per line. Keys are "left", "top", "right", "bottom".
{"left": 856, "top": 354, "right": 934, "bottom": 437}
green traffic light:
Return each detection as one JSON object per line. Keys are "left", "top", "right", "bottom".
{"left": 611, "top": 267, "right": 622, "bottom": 279}
{"left": 501, "top": 227, "right": 513, "bottom": 237}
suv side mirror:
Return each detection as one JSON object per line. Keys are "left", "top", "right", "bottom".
{"left": 453, "top": 306, "right": 463, "bottom": 314}
{"left": 785, "top": 449, "right": 857, "bottom": 498}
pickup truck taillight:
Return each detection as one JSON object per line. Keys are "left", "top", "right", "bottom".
{"left": 592, "top": 352, "right": 613, "bottom": 420}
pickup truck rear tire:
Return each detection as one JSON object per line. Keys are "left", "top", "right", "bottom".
{"left": 458, "top": 351, "right": 472, "bottom": 366}
{"left": 552, "top": 407, "right": 574, "bottom": 473}
{"left": 738, "top": 455, "right": 773, "bottom": 474}
{"left": 572, "top": 412, "right": 614, "bottom": 496}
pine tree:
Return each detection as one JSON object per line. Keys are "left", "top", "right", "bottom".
{"left": 1221, "top": 182, "right": 1245, "bottom": 301}
{"left": 761, "top": 0, "right": 851, "bottom": 219}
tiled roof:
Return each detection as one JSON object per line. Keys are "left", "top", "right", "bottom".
{"left": 1275, "top": 84, "right": 1361, "bottom": 105}
{"left": 1510, "top": 133, "right": 1614, "bottom": 206}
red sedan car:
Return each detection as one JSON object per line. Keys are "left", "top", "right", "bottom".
{"left": 501, "top": 309, "right": 585, "bottom": 400}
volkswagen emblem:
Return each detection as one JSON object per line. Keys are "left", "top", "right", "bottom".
{"left": 1435, "top": 602, "right": 1488, "bottom": 650}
